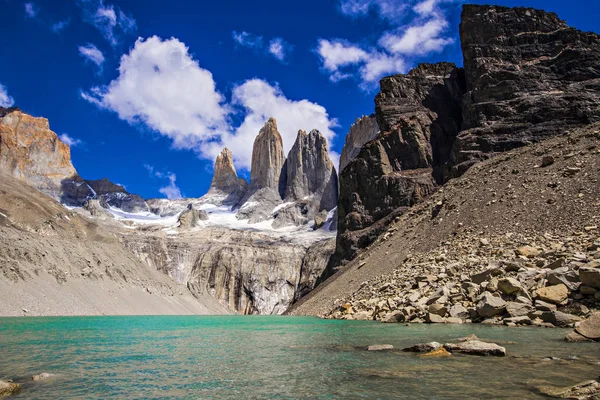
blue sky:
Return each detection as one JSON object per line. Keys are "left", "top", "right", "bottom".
{"left": 1, "top": 0, "right": 599, "bottom": 199}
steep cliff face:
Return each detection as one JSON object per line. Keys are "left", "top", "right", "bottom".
{"left": 334, "top": 63, "right": 464, "bottom": 263}
{"left": 237, "top": 118, "right": 287, "bottom": 222}
{"left": 124, "top": 228, "right": 335, "bottom": 315}
{"left": 206, "top": 148, "right": 248, "bottom": 206}
{"left": 452, "top": 4, "right": 600, "bottom": 176}
{"left": 0, "top": 110, "right": 77, "bottom": 197}
{"left": 331, "top": 4, "right": 600, "bottom": 267}
{"left": 284, "top": 129, "right": 338, "bottom": 211}
{"left": 339, "top": 116, "right": 379, "bottom": 172}
{"left": 249, "top": 117, "right": 286, "bottom": 194}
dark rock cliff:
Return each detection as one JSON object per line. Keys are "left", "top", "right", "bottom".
{"left": 329, "top": 4, "right": 600, "bottom": 270}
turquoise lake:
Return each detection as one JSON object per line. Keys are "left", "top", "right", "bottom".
{"left": 0, "top": 316, "right": 599, "bottom": 399}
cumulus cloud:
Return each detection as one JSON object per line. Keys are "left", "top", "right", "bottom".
{"left": 268, "top": 38, "right": 290, "bottom": 61}
{"left": 81, "top": 36, "right": 229, "bottom": 149}
{"left": 200, "top": 79, "right": 338, "bottom": 169}
{"left": 144, "top": 164, "right": 183, "bottom": 199}
{"left": 0, "top": 83, "right": 15, "bottom": 108}
{"left": 78, "top": 0, "right": 136, "bottom": 46}
{"left": 82, "top": 36, "right": 338, "bottom": 171}
{"left": 59, "top": 134, "right": 83, "bottom": 147}
{"left": 78, "top": 43, "right": 105, "bottom": 70}
{"left": 233, "top": 31, "right": 291, "bottom": 62}
{"left": 24, "top": 2, "right": 38, "bottom": 18}
{"left": 317, "top": 0, "right": 460, "bottom": 89}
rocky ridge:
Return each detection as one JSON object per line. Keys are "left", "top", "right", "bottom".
{"left": 331, "top": 4, "right": 600, "bottom": 268}
{"left": 289, "top": 123, "right": 600, "bottom": 323}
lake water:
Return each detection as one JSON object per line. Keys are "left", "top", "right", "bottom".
{"left": 0, "top": 316, "right": 598, "bottom": 399}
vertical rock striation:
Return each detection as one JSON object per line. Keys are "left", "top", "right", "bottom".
{"left": 249, "top": 117, "right": 286, "bottom": 194}
{"left": 206, "top": 148, "right": 248, "bottom": 206}
{"left": 284, "top": 129, "right": 338, "bottom": 211}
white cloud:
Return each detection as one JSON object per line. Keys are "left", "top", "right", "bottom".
{"left": 78, "top": 0, "right": 136, "bottom": 46}
{"left": 144, "top": 164, "right": 183, "bottom": 199}
{"left": 317, "top": 39, "right": 406, "bottom": 87}
{"left": 201, "top": 79, "right": 338, "bottom": 170}
{"left": 378, "top": 16, "right": 452, "bottom": 56}
{"left": 268, "top": 38, "right": 289, "bottom": 61}
{"left": 233, "top": 31, "right": 291, "bottom": 62}
{"left": 59, "top": 134, "right": 83, "bottom": 147}
{"left": 81, "top": 36, "right": 229, "bottom": 150}
{"left": 0, "top": 83, "right": 15, "bottom": 108}
{"left": 78, "top": 43, "right": 105, "bottom": 69}
{"left": 317, "top": 40, "right": 368, "bottom": 74}
{"left": 159, "top": 174, "right": 183, "bottom": 200}
{"left": 24, "top": 2, "right": 38, "bottom": 18}
{"left": 82, "top": 36, "right": 339, "bottom": 172}
{"left": 317, "top": 0, "right": 459, "bottom": 89}
{"left": 232, "top": 31, "right": 263, "bottom": 48}
{"left": 52, "top": 19, "right": 70, "bottom": 33}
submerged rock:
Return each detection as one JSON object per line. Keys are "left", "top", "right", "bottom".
{"left": 444, "top": 340, "right": 506, "bottom": 357}
{"left": 0, "top": 380, "right": 21, "bottom": 396}
{"left": 402, "top": 342, "right": 442, "bottom": 353}
{"left": 367, "top": 344, "right": 393, "bottom": 351}
{"left": 32, "top": 373, "right": 56, "bottom": 381}
{"left": 538, "top": 379, "right": 599, "bottom": 399}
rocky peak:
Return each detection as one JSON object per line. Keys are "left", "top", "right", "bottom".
{"left": 339, "top": 115, "right": 379, "bottom": 172}
{"left": 206, "top": 147, "right": 248, "bottom": 205}
{"left": 85, "top": 178, "right": 127, "bottom": 195}
{"left": 249, "top": 117, "right": 286, "bottom": 193}
{"left": 0, "top": 109, "right": 77, "bottom": 198}
{"left": 284, "top": 129, "right": 338, "bottom": 211}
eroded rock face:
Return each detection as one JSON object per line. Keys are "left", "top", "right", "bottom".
{"left": 124, "top": 229, "right": 334, "bottom": 314}
{"left": 331, "top": 4, "right": 600, "bottom": 268}
{"left": 339, "top": 115, "right": 380, "bottom": 172}
{"left": 284, "top": 129, "right": 338, "bottom": 211}
{"left": 249, "top": 117, "right": 286, "bottom": 194}
{"left": 0, "top": 110, "right": 77, "bottom": 197}
{"left": 452, "top": 4, "right": 600, "bottom": 175}
{"left": 206, "top": 148, "right": 248, "bottom": 206}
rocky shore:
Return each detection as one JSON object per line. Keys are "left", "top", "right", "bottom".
{"left": 328, "top": 228, "right": 599, "bottom": 332}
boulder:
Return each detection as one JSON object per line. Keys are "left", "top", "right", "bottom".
{"left": 498, "top": 277, "right": 522, "bottom": 295}
{"left": 449, "top": 303, "right": 470, "bottom": 319}
{"left": 403, "top": 342, "right": 442, "bottom": 353}
{"left": 32, "top": 373, "right": 55, "bottom": 381}
{"left": 541, "top": 311, "right": 582, "bottom": 327}
{"left": 178, "top": 206, "right": 209, "bottom": 229}
{"left": 476, "top": 292, "right": 506, "bottom": 318}
{"left": 367, "top": 344, "right": 393, "bottom": 351}
{"left": 535, "top": 300, "right": 558, "bottom": 312}
{"left": 506, "top": 302, "right": 534, "bottom": 318}
{"left": 426, "top": 313, "right": 446, "bottom": 323}
{"left": 0, "top": 380, "right": 21, "bottom": 396}
{"left": 535, "top": 284, "right": 569, "bottom": 305}
{"left": 428, "top": 303, "right": 448, "bottom": 317}
{"left": 515, "top": 246, "right": 541, "bottom": 258}
{"left": 565, "top": 331, "right": 593, "bottom": 343}
{"left": 579, "top": 268, "right": 600, "bottom": 289}
{"left": 575, "top": 312, "right": 600, "bottom": 340}
{"left": 444, "top": 340, "right": 506, "bottom": 357}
